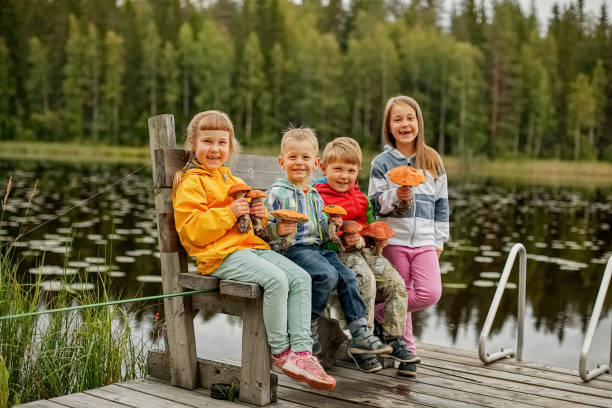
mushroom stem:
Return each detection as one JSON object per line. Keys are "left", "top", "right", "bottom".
{"left": 328, "top": 219, "right": 341, "bottom": 244}
{"left": 236, "top": 191, "right": 251, "bottom": 232}
{"left": 279, "top": 231, "right": 297, "bottom": 252}
{"left": 250, "top": 197, "right": 266, "bottom": 238}
{"left": 374, "top": 238, "right": 387, "bottom": 256}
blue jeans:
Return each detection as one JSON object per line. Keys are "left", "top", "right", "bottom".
{"left": 284, "top": 244, "right": 367, "bottom": 327}
{"left": 212, "top": 249, "right": 313, "bottom": 354}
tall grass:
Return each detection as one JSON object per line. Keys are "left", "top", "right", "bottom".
{"left": 0, "top": 248, "right": 148, "bottom": 406}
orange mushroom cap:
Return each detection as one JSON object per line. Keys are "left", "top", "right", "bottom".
{"left": 246, "top": 189, "right": 267, "bottom": 199}
{"left": 271, "top": 209, "right": 309, "bottom": 224}
{"left": 323, "top": 204, "right": 347, "bottom": 216}
{"left": 228, "top": 184, "right": 251, "bottom": 196}
{"left": 342, "top": 220, "right": 363, "bottom": 234}
{"left": 361, "top": 221, "right": 395, "bottom": 239}
{"left": 388, "top": 166, "right": 426, "bottom": 187}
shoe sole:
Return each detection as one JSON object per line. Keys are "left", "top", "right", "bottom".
{"left": 381, "top": 354, "right": 421, "bottom": 364}
{"left": 282, "top": 366, "right": 336, "bottom": 391}
{"left": 348, "top": 344, "right": 393, "bottom": 355}
{"left": 397, "top": 369, "right": 417, "bottom": 377}
{"left": 347, "top": 350, "right": 382, "bottom": 373}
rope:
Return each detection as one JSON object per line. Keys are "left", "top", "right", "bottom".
{"left": 0, "top": 288, "right": 216, "bottom": 321}
{"left": 12, "top": 164, "right": 148, "bottom": 241}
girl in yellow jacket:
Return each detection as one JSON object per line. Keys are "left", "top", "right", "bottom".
{"left": 172, "top": 110, "right": 335, "bottom": 391}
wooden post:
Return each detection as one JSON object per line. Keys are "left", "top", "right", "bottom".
{"left": 148, "top": 114, "right": 198, "bottom": 389}
{"left": 240, "top": 297, "right": 271, "bottom": 406}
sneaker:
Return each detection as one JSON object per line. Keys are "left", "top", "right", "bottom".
{"left": 349, "top": 327, "right": 393, "bottom": 355}
{"left": 397, "top": 362, "right": 417, "bottom": 377}
{"left": 282, "top": 352, "right": 336, "bottom": 391}
{"left": 270, "top": 348, "right": 291, "bottom": 374}
{"left": 347, "top": 350, "right": 382, "bottom": 373}
{"left": 382, "top": 339, "right": 421, "bottom": 363}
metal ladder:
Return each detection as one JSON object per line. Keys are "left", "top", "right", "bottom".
{"left": 579, "top": 255, "right": 612, "bottom": 382}
{"left": 478, "top": 243, "right": 526, "bottom": 364}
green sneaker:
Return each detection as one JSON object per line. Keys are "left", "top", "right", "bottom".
{"left": 349, "top": 327, "right": 393, "bottom": 355}
{"left": 382, "top": 339, "right": 421, "bottom": 363}
{"left": 397, "top": 362, "right": 417, "bottom": 377}
{"left": 347, "top": 350, "right": 382, "bottom": 373}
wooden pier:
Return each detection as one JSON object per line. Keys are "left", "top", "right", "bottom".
{"left": 17, "top": 342, "right": 612, "bottom": 408}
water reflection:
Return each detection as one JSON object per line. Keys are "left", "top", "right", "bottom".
{"left": 1, "top": 159, "right": 611, "bottom": 369}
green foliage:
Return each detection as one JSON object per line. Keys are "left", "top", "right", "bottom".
{"left": 0, "top": 0, "right": 611, "bottom": 160}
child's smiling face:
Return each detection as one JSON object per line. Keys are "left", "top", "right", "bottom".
{"left": 321, "top": 159, "right": 360, "bottom": 193}
{"left": 389, "top": 103, "right": 419, "bottom": 152}
{"left": 194, "top": 129, "right": 230, "bottom": 168}
{"left": 278, "top": 140, "right": 319, "bottom": 189}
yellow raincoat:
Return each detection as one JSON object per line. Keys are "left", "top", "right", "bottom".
{"left": 173, "top": 162, "right": 270, "bottom": 275}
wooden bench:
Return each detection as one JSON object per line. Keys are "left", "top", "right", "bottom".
{"left": 147, "top": 114, "right": 289, "bottom": 406}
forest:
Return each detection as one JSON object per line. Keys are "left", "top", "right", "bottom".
{"left": 0, "top": 0, "right": 610, "bottom": 160}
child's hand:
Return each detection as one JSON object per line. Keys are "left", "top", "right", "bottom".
{"left": 436, "top": 249, "right": 442, "bottom": 259}
{"left": 329, "top": 214, "right": 343, "bottom": 228}
{"left": 230, "top": 197, "right": 250, "bottom": 218}
{"left": 249, "top": 200, "right": 267, "bottom": 218}
{"left": 342, "top": 233, "right": 361, "bottom": 248}
{"left": 276, "top": 220, "right": 297, "bottom": 236}
{"left": 397, "top": 186, "right": 413, "bottom": 202}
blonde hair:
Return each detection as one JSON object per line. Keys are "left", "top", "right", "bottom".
{"left": 381, "top": 95, "right": 443, "bottom": 179}
{"left": 173, "top": 110, "right": 240, "bottom": 197}
{"left": 321, "top": 137, "right": 362, "bottom": 166}
{"left": 280, "top": 126, "right": 319, "bottom": 156}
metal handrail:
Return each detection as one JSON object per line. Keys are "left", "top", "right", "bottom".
{"left": 478, "top": 243, "right": 526, "bottom": 364}
{"left": 579, "top": 256, "right": 612, "bottom": 382}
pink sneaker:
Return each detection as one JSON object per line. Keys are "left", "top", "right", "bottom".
{"left": 281, "top": 352, "right": 336, "bottom": 391}
{"left": 270, "top": 348, "right": 291, "bottom": 374}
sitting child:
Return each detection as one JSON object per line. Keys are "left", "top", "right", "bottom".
{"left": 173, "top": 111, "right": 335, "bottom": 390}
{"left": 264, "top": 127, "right": 392, "bottom": 372}
{"left": 313, "top": 137, "right": 417, "bottom": 372}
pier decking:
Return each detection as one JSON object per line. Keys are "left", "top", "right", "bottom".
{"left": 17, "top": 342, "right": 612, "bottom": 408}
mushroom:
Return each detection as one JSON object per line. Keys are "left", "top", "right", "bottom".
{"left": 271, "top": 209, "right": 309, "bottom": 251}
{"left": 361, "top": 221, "right": 395, "bottom": 256}
{"left": 388, "top": 166, "right": 426, "bottom": 216}
{"left": 246, "top": 189, "right": 268, "bottom": 238}
{"left": 341, "top": 220, "right": 364, "bottom": 251}
{"left": 228, "top": 184, "right": 252, "bottom": 233}
{"left": 322, "top": 204, "right": 347, "bottom": 244}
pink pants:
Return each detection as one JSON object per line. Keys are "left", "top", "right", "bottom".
{"left": 374, "top": 245, "right": 441, "bottom": 353}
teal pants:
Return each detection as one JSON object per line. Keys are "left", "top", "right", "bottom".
{"left": 212, "top": 249, "right": 313, "bottom": 354}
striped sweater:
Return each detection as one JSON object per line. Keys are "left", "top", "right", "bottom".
{"left": 367, "top": 146, "right": 450, "bottom": 250}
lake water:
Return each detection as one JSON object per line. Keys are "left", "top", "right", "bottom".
{"left": 1, "top": 159, "right": 611, "bottom": 371}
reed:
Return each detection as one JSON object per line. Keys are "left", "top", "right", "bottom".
{"left": 0, "top": 247, "right": 148, "bottom": 405}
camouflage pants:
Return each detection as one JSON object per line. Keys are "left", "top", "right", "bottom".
{"left": 337, "top": 248, "right": 408, "bottom": 338}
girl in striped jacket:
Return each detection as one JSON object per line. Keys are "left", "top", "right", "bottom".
{"left": 368, "top": 95, "right": 450, "bottom": 377}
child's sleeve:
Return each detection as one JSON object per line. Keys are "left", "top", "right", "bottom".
{"left": 368, "top": 158, "right": 403, "bottom": 216}
{"left": 434, "top": 168, "right": 450, "bottom": 250}
{"left": 263, "top": 186, "right": 282, "bottom": 242}
{"left": 363, "top": 192, "right": 376, "bottom": 224}
{"left": 318, "top": 196, "right": 331, "bottom": 242}
{"left": 173, "top": 177, "right": 237, "bottom": 248}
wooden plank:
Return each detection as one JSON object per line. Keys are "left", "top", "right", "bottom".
{"left": 418, "top": 348, "right": 612, "bottom": 398}
{"left": 240, "top": 296, "right": 273, "bottom": 405}
{"left": 220, "top": 279, "right": 262, "bottom": 298}
{"left": 161, "top": 149, "right": 189, "bottom": 188}
{"left": 411, "top": 356, "right": 612, "bottom": 407}
{"left": 229, "top": 155, "right": 284, "bottom": 190}
{"left": 333, "top": 362, "right": 540, "bottom": 408}
{"left": 117, "top": 378, "right": 238, "bottom": 407}
{"left": 417, "top": 343, "right": 612, "bottom": 390}
{"left": 148, "top": 349, "right": 170, "bottom": 381}
{"left": 150, "top": 114, "right": 198, "bottom": 390}
{"left": 279, "top": 377, "right": 463, "bottom": 408}
{"left": 50, "top": 392, "right": 127, "bottom": 408}
{"left": 85, "top": 384, "right": 193, "bottom": 408}
{"left": 277, "top": 385, "right": 409, "bottom": 408}
{"left": 178, "top": 273, "right": 219, "bottom": 291}
{"left": 191, "top": 292, "right": 245, "bottom": 316}
{"left": 14, "top": 401, "right": 68, "bottom": 408}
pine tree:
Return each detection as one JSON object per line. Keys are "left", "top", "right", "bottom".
{"left": 159, "top": 41, "right": 180, "bottom": 117}
{"left": 178, "top": 22, "right": 196, "bottom": 126}
{"left": 0, "top": 37, "right": 15, "bottom": 140}
{"left": 567, "top": 73, "right": 595, "bottom": 160}
{"left": 102, "top": 30, "right": 125, "bottom": 144}
{"left": 237, "top": 32, "right": 266, "bottom": 143}
{"left": 85, "top": 22, "right": 102, "bottom": 141}
{"left": 62, "top": 14, "right": 88, "bottom": 140}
